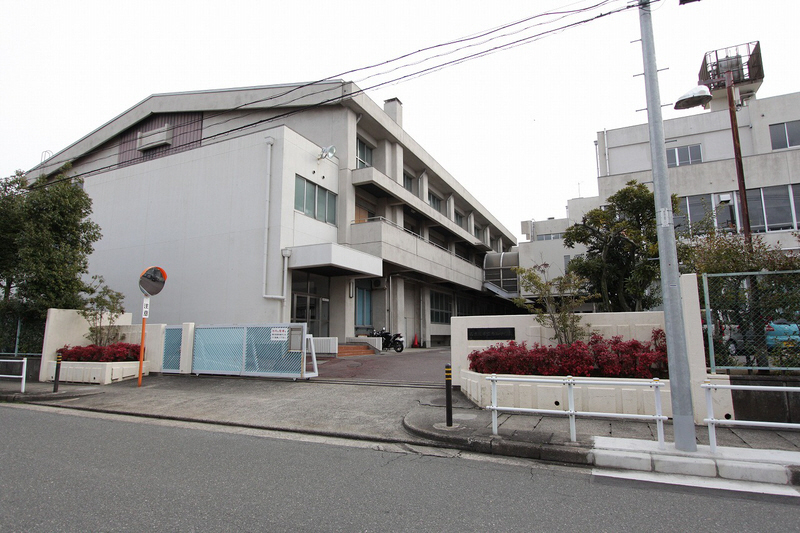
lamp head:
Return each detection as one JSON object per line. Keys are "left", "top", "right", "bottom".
{"left": 674, "top": 85, "right": 712, "bottom": 110}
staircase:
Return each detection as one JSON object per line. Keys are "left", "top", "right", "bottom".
{"left": 337, "top": 344, "right": 376, "bottom": 357}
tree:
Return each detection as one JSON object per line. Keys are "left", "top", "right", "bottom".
{"left": 0, "top": 166, "right": 103, "bottom": 352}
{"left": 563, "top": 181, "right": 667, "bottom": 312}
{"left": 15, "top": 168, "right": 102, "bottom": 315}
{"left": 0, "top": 172, "right": 27, "bottom": 304}
{"left": 513, "top": 263, "right": 592, "bottom": 345}
{"left": 79, "top": 276, "right": 126, "bottom": 346}
{"left": 682, "top": 230, "right": 800, "bottom": 369}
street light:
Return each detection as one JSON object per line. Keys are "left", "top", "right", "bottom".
{"left": 675, "top": 72, "right": 752, "bottom": 248}
{"left": 638, "top": 0, "right": 697, "bottom": 452}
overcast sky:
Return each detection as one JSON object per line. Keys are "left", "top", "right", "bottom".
{"left": 3, "top": 0, "right": 797, "bottom": 241}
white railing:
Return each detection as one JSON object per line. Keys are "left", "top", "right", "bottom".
{"left": 486, "top": 374, "right": 667, "bottom": 449}
{"left": 0, "top": 358, "right": 27, "bottom": 393}
{"left": 701, "top": 380, "right": 800, "bottom": 452}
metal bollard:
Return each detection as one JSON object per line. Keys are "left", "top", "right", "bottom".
{"left": 445, "top": 364, "right": 453, "bottom": 427}
{"left": 53, "top": 353, "right": 62, "bottom": 393}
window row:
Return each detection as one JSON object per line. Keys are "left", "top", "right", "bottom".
{"left": 294, "top": 175, "right": 337, "bottom": 225}
{"left": 430, "top": 291, "right": 452, "bottom": 324}
{"left": 667, "top": 144, "right": 702, "bottom": 168}
{"left": 536, "top": 233, "right": 563, "bottom": 241}
{"left": 675, "top": 183, "right": 800, "bottom": 235}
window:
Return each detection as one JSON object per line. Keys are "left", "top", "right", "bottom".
{"left": 428, "top": 192, "right": 442, "bottom": 213}
{"left": 294, "top": 175, "right": 336, "bottom": 224}
{"left": 357, "top": 138, "right": 373, "bottom": 168}
{"left": 355, "top": 280, "right": 372, "bottom": 327}
{"left": 536, "top": 233, "right": 562, "bottom": 241}
{"left": 745, "top": 185, "right": 794, "bottom": 233}
{"left": 770, "top": 121, "right": 800, "bottom": 150}
{"left": 667, "top": 144, "right": 702, "bottom": 168}
{"left": 473, "top": 224, "right": 482, "bottom": 239}
{"left": 428, "top": 229, "right": 447, "bottom": 249}
{"left": 403, "top": 172, "right": 414, "bottom": 193}
{"left": 762, "top": 185, "right": 794, "bottom": 231}
{"left": 430, "top": 291, "right": 452, "bottom": 324}
{"left": 454, "top": 211, "right": 465, "bottom": 229}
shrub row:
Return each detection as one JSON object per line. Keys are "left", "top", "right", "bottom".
{"left": 468, "top": 329, "right": 668, "bottom": 379}
{"left": 58, "top": 342, "right": 141, "bottom": 363}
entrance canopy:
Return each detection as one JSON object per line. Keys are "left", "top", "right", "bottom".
{"left": 288, "top": 243, "right": 382, "bottom": 277}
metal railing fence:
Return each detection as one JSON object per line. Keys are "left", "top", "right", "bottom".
{"left": 701, "top": 380, "right": 800, "bottom": 452}
{"left": 486, "top": 374, "right": 667, "bottom": 449}
{"left": 0, "top": 358, "right": 27, "bottom": 393}
{"left": 702, "top": 270, "right": 800, "bottom": 373}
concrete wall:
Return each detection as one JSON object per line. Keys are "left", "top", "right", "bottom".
{"left": 451, "top": 274, "right": 734, "bottom": 424}
{"left": 39, "top": 308, "right": 164, "bottom": 384}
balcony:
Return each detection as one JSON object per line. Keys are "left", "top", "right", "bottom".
{"left": 699, "top": 41, "right": 763, "bottom": 97}
{"left": 351, "top": 166, "right": 487, "bottom": 248}
{"left": 349, "top": 217, "right": 484, "bottom": 290}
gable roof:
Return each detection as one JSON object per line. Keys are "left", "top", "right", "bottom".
{"left": 28, "top": 81, "right": 351, "bottom": 178}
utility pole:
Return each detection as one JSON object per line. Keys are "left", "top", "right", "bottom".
{"left": 638, "top": 0, "right": 697, "bottom": 452}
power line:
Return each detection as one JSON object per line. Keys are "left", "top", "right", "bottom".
{"left": 10, "top": 0, "right": 636, "bottom": 191}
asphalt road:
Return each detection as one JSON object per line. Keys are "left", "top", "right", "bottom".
{"left": 3, "top": 404, "right": 799, "bottom": 532}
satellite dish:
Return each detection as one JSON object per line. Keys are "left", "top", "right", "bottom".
{"left": 319, "top": 145, "right": 336, "bottom": 160}
{"left": 674, "top": 85, "right": 712, "bottom": 110}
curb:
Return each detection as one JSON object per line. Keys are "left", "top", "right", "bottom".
{"left": 402, "top": 407, "right": 594, "bottom": 466}
{"left": 0, "top": 390, "right": 103, "bottom": 403}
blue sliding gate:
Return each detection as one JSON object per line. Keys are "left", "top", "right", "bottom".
{"left": 192, "top": 323, "right": 317, "bottom": 379}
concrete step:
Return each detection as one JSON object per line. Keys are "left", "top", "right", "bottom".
{"left": 337, "top": 344, "right": 376, "bottom": 357}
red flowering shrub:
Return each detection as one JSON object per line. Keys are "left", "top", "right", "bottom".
{"left": 58, "top": 342, "right": 141, "bottom": 363}
{"left": 467, "top": 329, "right": 668, "bottom": 379}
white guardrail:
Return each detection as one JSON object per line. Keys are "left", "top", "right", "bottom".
{"left": 701, "top": 380, "right": 800, "bottom": 453}
{"left": 0, "top": 358, "right": 27, "bottom": 393}
{"left": 486, "top": 374, "right": 668, "bottom": 449}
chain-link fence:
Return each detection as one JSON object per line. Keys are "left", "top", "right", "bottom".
{"left": 0, "top": 312, "right": 45, "bottom": 357}
{"left": 702, "top": 270, "right": 800, "bottom": 373}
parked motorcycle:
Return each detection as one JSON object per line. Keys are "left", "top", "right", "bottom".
{"left": 370, "top": 327, "right": 405, "bottom": 352}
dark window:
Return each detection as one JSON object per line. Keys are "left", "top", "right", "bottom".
{"left": 403, "top": 172, "right": 414, "bottom": 192}
{"left": 667, "top": 144, "right": 702, "bottom": 167}
{"left": 428, "top": 192, "right": 442, "bottom": 213}
{"left": 770, "top": 120, "right": 800, "bottom": 150}
{"left": 430, "top": 291, "right": 452, "bottom": 324}
{"left": 357, "top": 138, "right": 373, "bottom": 168}
{"left": 294, "top": 175, "right": 336, "bottom": 225}
{"left": 763, "top": 185, "right": 794, "bottom": 231}
{"left": 746, "top": 188, "right": 766, "bottom": 233}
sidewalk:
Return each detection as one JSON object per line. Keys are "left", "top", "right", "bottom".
{"left": 2, "top": 375, "right": 799, "bottom": 492}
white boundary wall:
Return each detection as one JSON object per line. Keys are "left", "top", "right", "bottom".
{"left": 452, "top": 274, "right": 734, "bottom": 424}
{"left": 40, "top": 309, "right": 165, "bottom": 384}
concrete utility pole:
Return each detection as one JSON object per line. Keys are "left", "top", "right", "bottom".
{"left": 638, "top": 0, "right": 697, "bottom": 452}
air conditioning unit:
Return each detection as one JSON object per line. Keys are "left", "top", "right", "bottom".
{"left": 371, "top": 278, "right": 387, "bottom": 290}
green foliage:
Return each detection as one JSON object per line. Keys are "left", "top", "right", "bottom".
{"left": 680, "top": 230, "right": 800, "bottom": 275}
{"left": 16, "top": 168, "right": 102, "bottom": 314}
{"left": 0, "top": 171, "right": 27, "bottom": 304}
{"left": 563, "top": 181, "right": 666, "bottom": 312}
{"left": 512, "top": 263, "right": 591, "bottom": 345}
{"left": 0, "top": 166, "right": 103, "bottom": 351}
{"left": 79, "top": 276, "right": 126, "bottom": 346}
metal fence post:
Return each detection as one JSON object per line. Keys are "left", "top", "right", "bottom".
{"left": 20, "top": 358, "right": 27, "bottom": 393}
{"left": 704, "top": 380, "right": 718, "bottom": 453}
{"left": 445, "top": 364, "right": 453, "bottom": 427}
{"left": 652, "top": 378, "right": 665, "bottom": 450}
{"left": 491, "top": 374, "right": 498, "bottom": 435}
{"left": 566, "top": 376, "right": 576, "bottom": 442}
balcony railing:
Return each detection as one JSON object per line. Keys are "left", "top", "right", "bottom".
{"left": 351, "top": 216, "right": 478, "bottom": 267}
